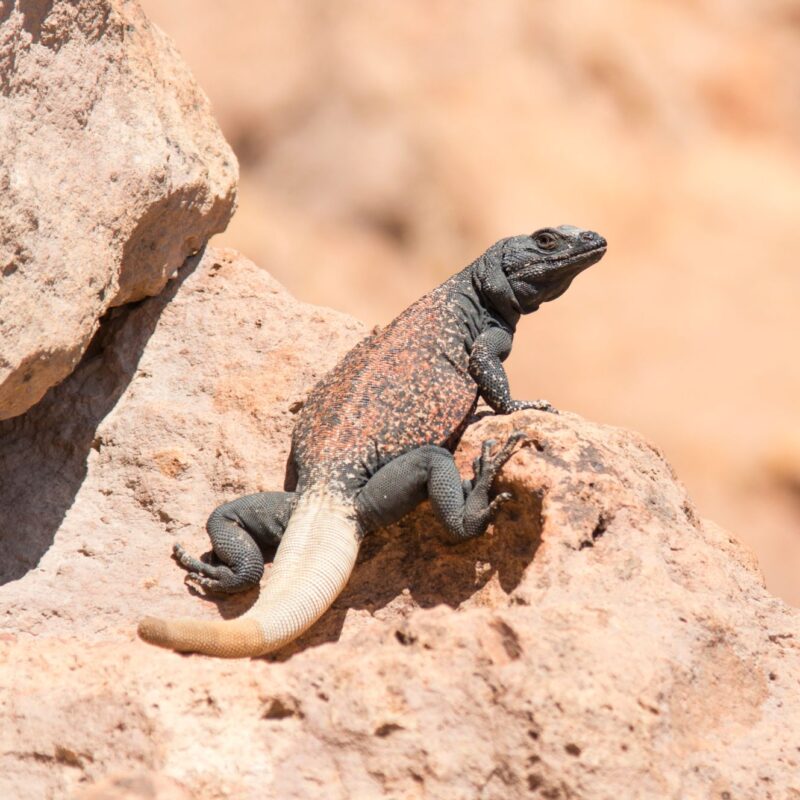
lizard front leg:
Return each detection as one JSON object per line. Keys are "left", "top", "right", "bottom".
{"left": 469, "top": 326, "right": 558, "bottom": 414}
{"left": 174, "top": 491, "right": 294, "bottom": 594}
{"left": 354, "top": 435, "right": 524, "bottom": 543}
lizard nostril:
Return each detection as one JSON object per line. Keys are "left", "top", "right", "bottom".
{"left": 581, "top": 231, "right": 607, "bottom": 248}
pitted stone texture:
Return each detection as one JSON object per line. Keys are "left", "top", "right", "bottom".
{"left": 1, "top": 250, "right": 798, "bottom": 798}
{"left": 0, "top": 0, "right": 237, "bottom": 420}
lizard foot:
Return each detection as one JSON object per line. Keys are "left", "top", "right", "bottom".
{"left": 464, "top": 432, "right": 526, "bottom": 516}
{"left": 454, "top": 433, "right": 526, "bottom": 542}
{"left": 172, "top": 542, "right": 258, "bottom": 595}
{"left": 471, "top": 431, "right": 527, "bottom": 487}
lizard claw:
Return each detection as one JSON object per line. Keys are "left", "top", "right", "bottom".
{"left": 184, "top": 572, "right": 223, "bottom": 592}
{"left": 184, "top": 568, "right": 257, "bottom": 595}
{"left": 487, "top": 491, "right": 513, "bottom": 517}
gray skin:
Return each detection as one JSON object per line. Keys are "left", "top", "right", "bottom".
{"left": 171, "top": 225, "right": 607, "bottom": 597}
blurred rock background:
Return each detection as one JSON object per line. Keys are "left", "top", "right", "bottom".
{"left": 140, "top": 0, "right": 800, "bottom": 604}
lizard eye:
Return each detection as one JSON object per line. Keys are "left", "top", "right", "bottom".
{"left": 533, "top": 231, "right": 559, "bottom": 251}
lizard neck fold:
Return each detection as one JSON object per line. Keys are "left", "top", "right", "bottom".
{"left": 470, "top": 255, "right": 521, "bottom": 332}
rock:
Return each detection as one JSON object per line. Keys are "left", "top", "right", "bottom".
{"left": 75, "top": 773, "right": 193, "bottom": 800}
{"left": 1, "top": 248, "right": 799, "bottom": 798}
{"left": 0, "top": 0, "right": 237, "bottom": 421}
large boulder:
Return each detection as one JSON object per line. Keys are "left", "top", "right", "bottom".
{"left": 0, "top": 0, "right": 237, "bottom": 420}
{"left": 1, "top": 249, "right": 798, "bottom": 799}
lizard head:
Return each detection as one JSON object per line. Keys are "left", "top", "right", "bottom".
{"left": 500, "top": 225, "right": 606, "bottom": 313}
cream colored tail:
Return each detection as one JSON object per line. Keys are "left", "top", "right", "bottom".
{"left": 138, "top": 494, "right": 360, "bottom": 657}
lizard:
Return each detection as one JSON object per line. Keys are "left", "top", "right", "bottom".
{"left": 138, "top": 225, "right": 607, "bottom": 657}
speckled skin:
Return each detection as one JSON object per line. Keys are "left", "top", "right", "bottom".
{"left": 292, "top": 269, "right": 483, "bottom": 495}
{"left": 138, "top": 226, "right": 606, "bottom": 657}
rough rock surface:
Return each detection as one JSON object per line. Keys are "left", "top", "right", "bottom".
{"left": 1, "top": 249, "right": 798, "bottom": 799}
{"left": 0, "top": 0, "right": 237, "bottom": 420}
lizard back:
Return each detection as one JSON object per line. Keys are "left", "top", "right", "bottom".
{"left": 292, "top": 272, "right": 481, "bottom": 493}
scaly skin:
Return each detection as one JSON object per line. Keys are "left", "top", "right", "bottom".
{"left": 138, "top": 225, "right": 607, "bottom": 657}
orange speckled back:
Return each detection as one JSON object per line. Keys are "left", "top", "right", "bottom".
{"left": 292, "top": 272, "right": 480, "bottom": 494}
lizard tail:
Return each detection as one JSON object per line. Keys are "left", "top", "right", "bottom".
{"left": 138, "top": 493, "right": 360, "bottom": 657}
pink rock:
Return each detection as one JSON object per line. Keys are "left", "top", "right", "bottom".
{"left": 0, "top": 0, "right": 237, "bottom": 420}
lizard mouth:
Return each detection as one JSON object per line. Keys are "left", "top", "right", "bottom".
{"left": 515, "top": 244, "right": 606, "bottom": 281}
{"left": 582, "top": 243, "right": 607, "bottom": 256}
{"left": 558, "top": 243, "right": 607, "bottom": 267}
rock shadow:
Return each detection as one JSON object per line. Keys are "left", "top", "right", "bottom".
{"left": 270, "top": 480, "right": 544, "bottom": 661}
{"left": 0, "top": 251, "right": 204, "bottom": 585}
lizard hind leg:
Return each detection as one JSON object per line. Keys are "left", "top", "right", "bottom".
{"left": 354, "top": 433, "right": 525, "bottom": 544}
{"left": 174, "top": 491, "right": 294, "bottom": 594}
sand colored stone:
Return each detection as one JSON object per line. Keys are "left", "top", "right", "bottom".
{"left": 0, "top": 0, "right": 237, "bottom": 420}
{"left": 1, "top": 249, "right": 798, "bottom": 799}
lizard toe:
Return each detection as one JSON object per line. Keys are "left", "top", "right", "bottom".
{"left": 186, "top": 569, "right": 259, "bottom": 595}
{"left": 490, "top": 432, "right": 526, "bottom": 471}
{"left": 173, "top": 544, "right": 219, "bottom": 577}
